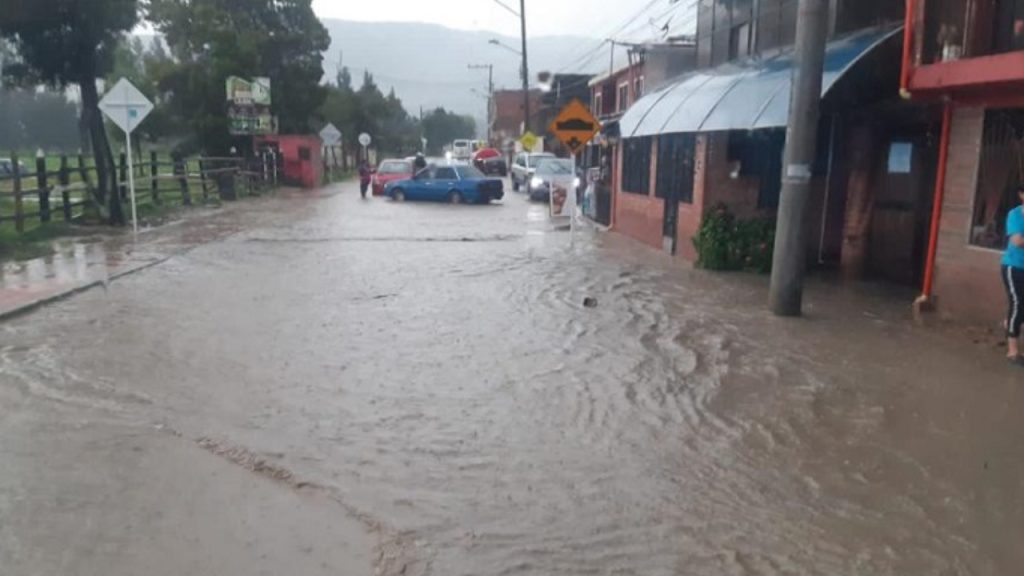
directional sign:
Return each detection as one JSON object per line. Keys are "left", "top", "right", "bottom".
{"left": 320, "top": 123, "right": 342, "bottom": 146}
{"left": 99, "top": 78, "right": 155, "bottom": 235}
{"left": 549, "top": 98, "right": 601, "bottom": 155}
{"left": 358, "top": 133, "right": 372, "bottom": 147}
{"left": 519, "top": 131, "right": 539, "bottom": 152}
{"left": 99, "top": 78, "right": 154, "bottom": 134}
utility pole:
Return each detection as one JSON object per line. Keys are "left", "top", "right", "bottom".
{"left": 468, "top": 64, "right": 495, "bottom": 143}
{"left": 519, "top": 0, "right": 530, "bottom": 134}
{"left": 768, "top": 0, "right": 830, "bottom": 316}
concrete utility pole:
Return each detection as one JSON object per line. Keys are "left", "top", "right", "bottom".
{"left": 520, "top": 0, "right": 530, "bottom": 134}
{"left": 468, "top": 64, "right": 495, "bottom": 143}
{"left": 767, "top": 0, "right": 830, "bottom": 316}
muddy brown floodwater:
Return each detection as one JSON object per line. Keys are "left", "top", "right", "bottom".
{"left": 2, "top": 181, "right": 1023, "bottom": 576}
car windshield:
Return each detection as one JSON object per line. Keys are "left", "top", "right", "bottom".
{"left": 456, "top": 165, "right": 486, "bottom": 179}
{"left": 535, "top": 159, "right": 574, "bottom": 175}
{"left": 528, "top": 154, "right": 555, "bottom": 167}
{"left": 378, "top": 161, "right": 411, "bottom": 174}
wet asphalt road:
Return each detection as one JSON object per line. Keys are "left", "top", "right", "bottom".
{"left": 2, "top": 180, "right": 1024, "bottom": 575}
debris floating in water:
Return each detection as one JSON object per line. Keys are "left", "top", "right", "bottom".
{"left": 583, "top": 297, "right": 598, "bottom": 308}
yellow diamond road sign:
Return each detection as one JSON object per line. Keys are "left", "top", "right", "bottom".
{"left": 519, "top": 131, "right": 539, "bottom": 152}
{"left": 549, "top": 99, "right": 601, "bottom": 154}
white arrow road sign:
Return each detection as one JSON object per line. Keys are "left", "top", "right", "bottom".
{"left": 320, "top": 123, "right": 342, "bottom": 146}
{"left": 99, "top": 78, "right": 154, "bottom": 234}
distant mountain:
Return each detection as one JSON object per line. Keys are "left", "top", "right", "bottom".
{"left": 320, "top": 20, "right": 611, "bottom": 134}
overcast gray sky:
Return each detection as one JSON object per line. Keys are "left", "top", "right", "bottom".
{"left": 312, "top": 0, "right": 685, "bottom": 39}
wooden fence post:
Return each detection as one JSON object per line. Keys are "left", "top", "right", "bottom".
{"left": 175, "top": 156, "right": 192, "bottom": 206}
{"left": 198, "top": 158, "right": 209, "bottom": 202}
{"left": 150, "top": 151, "right": 159, "bottom": 203}
{"left": 12, "top": 153, "right": 24, "bottom": 233}
{"left": 118, "top": 152, "right": 128, "bottom": 201}
{"left": 59, "top": 154, "right": 72, "bottom": 222}
{"left": 36, "top": 154, "right": 50, "bottom": 223}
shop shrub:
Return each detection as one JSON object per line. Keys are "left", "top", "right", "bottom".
{"left": 693, "top": 204, "right": 775, "bottom": 274}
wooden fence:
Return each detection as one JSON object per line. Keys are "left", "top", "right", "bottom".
{"left": 0, "top": 151, "right": 281, "bottom": 233}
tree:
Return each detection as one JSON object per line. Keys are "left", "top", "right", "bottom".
{"left": 421, "top": 108, "right": 475, "bottom": 155}
{"left": 318, "top": 68, "right": 421, "bottom": 158}
{"left": 0, "top": 0, "right": 140, "bottom": 224}
{"left": 148, "top": 0, "right": 330, "bottom": 154}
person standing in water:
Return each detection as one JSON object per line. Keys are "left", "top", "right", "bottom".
{"left": 358, "top": 159, "right": 372, "bottom": 199}
{"left": 1002, "top": 184, "right": 1024, "bottom": 364}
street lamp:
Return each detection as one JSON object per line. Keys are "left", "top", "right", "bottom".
{"left": 488, "top": 38, "right": 522, "bottom": 56}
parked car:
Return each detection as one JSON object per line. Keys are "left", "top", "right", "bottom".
{"left": 452, "top": 139, "right": 473, "bottom": 160}
{"left": 528, "top": 158, "right": 580, "bottom": 202}
{"left": 473, "top": 148, "right": 507, "bottom": 176}
{"left": 385, "top": 164, "right": 504, "bottom": 204}
{"left": 0, "top": 159, "right": 28, "bottom": 177}
{"left": 372, "top": 159, "right": 415, "bottom": 196}
{"left": 510, "top": 152, "right": 555, "bottom": 193}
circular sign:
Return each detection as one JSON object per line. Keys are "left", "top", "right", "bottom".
{"left": 358, "top": 133, "right": 372, "bottom": 147}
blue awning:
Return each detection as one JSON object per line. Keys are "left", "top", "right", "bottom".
{"left": 619, "top": 25, "right": 903, "bottom": 138}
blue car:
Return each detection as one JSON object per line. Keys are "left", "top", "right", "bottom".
{"left": 385, "top": 164, "right": 504, "bottom": 204}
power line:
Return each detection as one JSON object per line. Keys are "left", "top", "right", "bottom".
{"left": 490, "top": 0, "right": 520, "bottom": 17}
{"left": 556, "top": 0, "right": 667, "bottom": 73}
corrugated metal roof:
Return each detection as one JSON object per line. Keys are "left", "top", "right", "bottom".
{"left": 619, "top": 25, "right": 902, "bottom": 138}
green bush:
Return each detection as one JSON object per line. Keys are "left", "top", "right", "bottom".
{"left": 693, "top": 204, "right": 775, "bottom": 274}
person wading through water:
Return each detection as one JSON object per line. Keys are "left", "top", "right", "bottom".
{"left": 1002, "top": 184, "right": 1024, "bottom": 365}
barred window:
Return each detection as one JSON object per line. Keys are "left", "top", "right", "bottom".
{"left": 655, "top": 134, "right": 696, "bottom": 203}
{"left": 621, "top": 137, "right": 652, "bottom": 195}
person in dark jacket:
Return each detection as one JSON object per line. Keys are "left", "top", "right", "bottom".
{"left": 413, "top": 153, "right": 427, "bottom": 173}
{"left": 358, "top": 160, "right": 372, "bottom": 198}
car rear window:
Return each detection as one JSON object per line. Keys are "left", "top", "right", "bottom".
{"left": 379, "top": 161, "right": 411, "bottom": 174}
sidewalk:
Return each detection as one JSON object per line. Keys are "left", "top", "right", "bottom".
{"left": 0, "top": 192, "right": 315, "bottom": 321}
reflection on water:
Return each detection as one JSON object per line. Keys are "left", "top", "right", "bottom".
{"left": 1, "top": 186, "right": 1022, "bottom": 576}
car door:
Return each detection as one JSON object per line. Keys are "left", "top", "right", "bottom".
{"left": 434, "top": 167, "right": 459, "bottom": 201}
{"left": 513, "top": 154, "right": 526, "bottom": 183}
{"left": 409, "top": 167, "right": 435, "bottom": 200}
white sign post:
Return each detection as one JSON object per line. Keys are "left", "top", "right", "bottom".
{"left": 358, "top": 132, "right": 372, "bottom": 161}
{"left": 99, "top": 78, "right": 153, "bottom": 234}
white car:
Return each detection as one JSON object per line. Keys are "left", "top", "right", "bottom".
{"left": 510, "top": 152, "right": 555, "bottom": 193}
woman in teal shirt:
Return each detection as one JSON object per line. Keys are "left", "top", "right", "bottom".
{"left": 1002, "top": 185, "right": 1024, "bottom": 363}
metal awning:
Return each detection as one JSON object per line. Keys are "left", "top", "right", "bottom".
{"left": 619, "top": 25, "right": 902, "bottom": 138}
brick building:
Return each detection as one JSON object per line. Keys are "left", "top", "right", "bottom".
{"left": 615, "top": 1, "right": 928, "bottom": 288}
{"left": 902, "top": 0, "right": 1024, "bottom": 323}
{"left": 491, "top": 89, "right": 543, "bottom": 148}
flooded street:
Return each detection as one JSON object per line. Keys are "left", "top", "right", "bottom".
{"left": 2, "top": 181, "right": 1023, "bottom": 576}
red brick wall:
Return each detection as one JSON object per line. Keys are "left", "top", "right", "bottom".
{"left": 613, "top": 139, "right": 664, "bottom": 250}
{"left": 700, "top": 133, "right": 766, "bottom": 219}
{"left": 933, "top": 107, "right": 1005, "bottom": 324}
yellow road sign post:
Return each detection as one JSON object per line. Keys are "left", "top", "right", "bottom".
{"left": 549, "top": 99, "right": 602, "bottom": 155}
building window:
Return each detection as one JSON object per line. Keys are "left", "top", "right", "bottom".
{"left": 727, "top": 130, "right": 786, "bottom": 209}
{"left": 971, "top": 109, "right": 1024, "bottom": 249}
{"left": 621, "top": 137, "right": 652, "bottom": 195}
{"left": 594, "top": 93, "right": 603, "bottom": 116}
{"left": 656, "top": 134, "right": 696, "bottom": 203}
{"left": 729, "top": 22, "right": 752, "bottom": 60}
{"left": 887, "top": 142, "right": 913, "bottom": 174}
{"left": 618, "top": 83, "right": 630, "bottom": 112}
{"left": 634, "top": 76, "right": 645, "bottom": 99}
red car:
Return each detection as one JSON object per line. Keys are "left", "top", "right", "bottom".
{"left": 473, "top": 148, "right": 508, "bottom": 177}
{"left": 372, "top": 158, "right": 415, "bottom": 196}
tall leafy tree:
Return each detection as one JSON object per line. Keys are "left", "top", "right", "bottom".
{"left": 421, "top": 108, "right": 475, "bottom": 155}
{"left": 0, "top": 0, "right": 139, "bottom": 224}
{"left": 148, "top": 0, "right": 330, "bottom": 154}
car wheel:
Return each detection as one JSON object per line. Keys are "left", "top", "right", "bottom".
{"left": 448, "top": 190, "right": 464, "bottom": 204}
{"left": 392, "top": 188, "right": 406, "bottom": 202}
